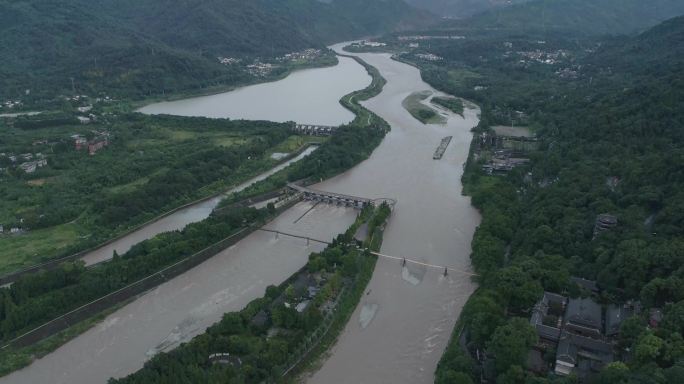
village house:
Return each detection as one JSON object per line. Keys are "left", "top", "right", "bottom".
{"left": 19, "top": 159, "right": 47, "bottom": 173}
{"left": 88, "top": 137, "right": 109, "bottom": 155}
{"left": 72, "top": 134, "right": 87, "bottom": 150}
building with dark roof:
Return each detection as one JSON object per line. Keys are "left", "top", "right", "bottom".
{"left": 530, "top": 292, "right": 567, "bottom": 345}
{"left": 530, "top": 292, "right": 619, "bottom": 380}
{"left": 564, "top": 298, "right": 603, "bottom": 339}
{"left": 571, "top": 277, "right": 599, "bottom": 294}
{"left": 555, "top": 331, "right": 613, "bottom": 378}
{"left": 606, "top": 303, "right": 635, "bottom": 337}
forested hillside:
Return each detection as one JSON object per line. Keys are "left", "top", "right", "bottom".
{"left": 459, "top": 0, "right": 684, "bottom": 35}
{"left": 402, "top": 15, "right": 684, "bottom": 384}
{"left": 404, "top": 0, "right": 531, "bottom": 18}
{"left": 0, "top": 0, "right": 431, "bottom": 100}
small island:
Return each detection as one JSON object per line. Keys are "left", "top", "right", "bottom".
{"left": 402, "top": 90, "right": 446, "bottom": 124}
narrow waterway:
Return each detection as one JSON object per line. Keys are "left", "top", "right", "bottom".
{"left": 138, "top": 56, "right": 371, "bottom": 126}
{"left": 305, "top": 44, "right": 481, "bottom": 384}
{"left": 81, "top": 146, "right": 317, "bottom": 266}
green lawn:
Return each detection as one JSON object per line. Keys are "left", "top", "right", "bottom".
{"left": 447, "top": 68, "right": 482, "bottom": 87}
{"left": 0, "top": 223, "right": 84, "bottom": 275}
{"left": 269, "top": 135, "right": 325, "bottom": 154}
{"left": 431, "top": 96, "right": 464, "bottom": 116}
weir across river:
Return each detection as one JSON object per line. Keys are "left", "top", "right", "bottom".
{"left": 286, "top": 183, "right": 396, "bottom": 210}
{"left": 293, "top": 123, "right": 339, "bottom": 136}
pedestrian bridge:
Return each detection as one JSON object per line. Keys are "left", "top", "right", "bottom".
{"left": 258, "top": 227, "right": 475, "bottom": 277}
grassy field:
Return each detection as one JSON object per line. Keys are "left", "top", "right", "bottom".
{"left": 269, "top": 135, "right": 325, "bottom": 154}
{"left": 0, "top": 113, "right": 299, "bottom": 275}
{"left": 431, "top": 96, "right": 464, "bottom": 116}
{"left": 402, "top": 91, "right": 447, "bottom": 124}
{"left": 0, "top": 223, "right": 84, "bottom": 276}
{"left": 447, "top": 68, "right": 482, "bottom": 87}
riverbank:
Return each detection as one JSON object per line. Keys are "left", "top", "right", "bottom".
{"left": 109, "top": 204, "right": 392, "bottom": 384}
{"left": 0, "top": 51, "right": 390, "bottom": 383}
{"left": 128, "top": 54, "right": 340, "bottom": 110}
{"left": 0, "top": 141, "right": 320, "bottom": 285}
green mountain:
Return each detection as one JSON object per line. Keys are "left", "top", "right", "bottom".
{"left": 431, "top": 15, "right": 684, "bottom": 383}
{"left": 463, "top": 0, "right": 684, "bottom": 35}
{"left": 0, "top": 0, "right": 432, "bottom": 100}
{"left": 404, "top": 0, "right": 532, "bottom": 18}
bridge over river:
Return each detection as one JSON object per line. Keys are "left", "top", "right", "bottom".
{"left": 287, "top": 183, "right": 396, "bottom": 210}
{"left": 259, "top": 229, "right": 476, "bottom": 278}
{"left": 293, "top": 123, "right": 339, "bottom": 136}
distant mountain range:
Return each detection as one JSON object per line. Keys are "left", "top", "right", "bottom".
{"left": 461, "top": 0, "right": 684, "bottom": 35}
{"left": 404, "top": 0, "right": 532, "bottom": 18}
{"left": 0, "top": 0, "right": 433, "bottom": 99}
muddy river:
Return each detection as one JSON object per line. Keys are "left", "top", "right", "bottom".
{"left": 138, "top": 56, "right": 370, "bottom": 126}
{"left": 1, "top": 43, "right": 480, "bottom": 384}
{"left": 305, "top": 44, "right": 481, "bottom": 384}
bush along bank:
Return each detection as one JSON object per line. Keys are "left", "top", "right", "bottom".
{"left": 112, "top": 203, "right": 392, "bottom": 384}
{"left": 0, "top": 205, "right": 279, "bottom": 349}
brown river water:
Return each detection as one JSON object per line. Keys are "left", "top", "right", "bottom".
{"left": 1, "top": 43, "right": 480, "bottom": 383}
{"left": 303, "top": 44, "right": 481, "bottom": 384}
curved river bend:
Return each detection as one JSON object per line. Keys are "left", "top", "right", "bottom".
{"left": 1, "top": 52, "right": 368, "bottom": 384}
{"left": 1, "top": 45, "right": 480, "bottom": 384}
{"left": 306, "top": 44, "right": 481, "bottom": 384}
{"left": 138, "top": 56, "right": 371, "bottom": 126}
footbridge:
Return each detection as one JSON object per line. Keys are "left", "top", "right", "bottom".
{"left": 293, "top": 124, "right": 339, "bottom": 136}
{"left": 259, "top": 227, "right": 475, "bottom": 277}
{"left": 258, "top": 228, "right": 331, "bottom": 245}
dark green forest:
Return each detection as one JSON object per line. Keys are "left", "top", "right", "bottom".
{"left": 0, "top": 0, "right": 431, "bottom": 101}
{"left": 421, "top": 14, "right": 684, "bottom": 384}
{"left": 455, "top": 0, "right": 684, "bottom": 36}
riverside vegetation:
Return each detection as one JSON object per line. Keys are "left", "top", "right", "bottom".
{"left": 112, "top": 203, "right": 391, "bottom": 384}
{"left": 390, "top": 11, "right": 684, "bottom": 384}
{"left": 0, "top": 0, "right": 431, "bottom": 102}
{"left": 0, "top": 48, "right": 390, "bottom": 377}
{"left": 0, "top": 111, "right": 306, "bottom": 275}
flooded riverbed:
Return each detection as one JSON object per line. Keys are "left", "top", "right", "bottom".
{"left": 305, "top": 44, "right": 481, "bottom": 384}
{"left": 138, "top": 56, "right": 371, "bottom": 126}
{"left": 1, "top": 202, "right": 357, "bottom": 384}
{"left": 1, "top": 43, "right": 479, "bottom": 384}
